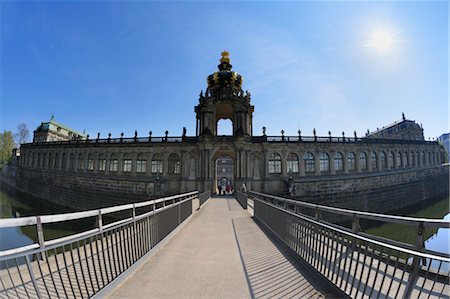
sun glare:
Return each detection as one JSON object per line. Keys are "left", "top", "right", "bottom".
{"left": 365, "top": 26, "right": 402, "bottom": 54}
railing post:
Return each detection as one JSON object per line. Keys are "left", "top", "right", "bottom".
{"left": 352, "top": 214, "right": 360, "bottom": 233}
{"left": 403, "top": 222, "right": 425, "bottom": 299}
{"left": 36, "top": 216, "right": 46, "bottom": 261}
{"left": 96, "top": 210, "right": 103, "bottom": 232}
{"left": 178, "top": 199, "right": 181, "bottom": 224}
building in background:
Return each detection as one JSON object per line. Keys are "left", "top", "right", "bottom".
{"left": 33, "top": 115, "right": 87, "bottom": 143}
{"left": 14, "top": 52, "right": 449, "bottom": 212}
{"left": 438, "top": 133, "right": 449, "bottom": 159}
{"left": 367, "top": 113, "right": 424, "bottom": 141}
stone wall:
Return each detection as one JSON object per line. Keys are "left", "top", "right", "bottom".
{"left": 289, "top": 164, "right": 449, "bottom": 213}
{"left": 2, "top": 162, "right": 447, "bottom": 214}
{"left": 2, "top": 167, "right": 199, "bottom": 210}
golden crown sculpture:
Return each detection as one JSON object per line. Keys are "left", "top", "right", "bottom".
{"left": 220, "top": 51, "right": 230, "bottom": 63}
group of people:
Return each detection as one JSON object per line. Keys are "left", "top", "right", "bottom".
{"left": 218, "top": 183, "right": 233, "bottom": 195}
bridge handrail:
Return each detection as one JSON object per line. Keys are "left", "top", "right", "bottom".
{"left": 249, "top": 191, "right": 450, "bottom": 229}
{"left": 0, "top": 191, "right": 198, "bottom": 258}
{"left": 198, "top": 191, "right": 211, "bottom": 208}
{"left": 251, "top": 194, "right": 450, "bottom": 299}
{"left": 0, "top": 191, "right": 197, "bottom": 298}
{"left": 0, "top": 191, "right": 198, "bottom": 228}
{"left": 253, "top": 196, "right": 449, "bottom": 262}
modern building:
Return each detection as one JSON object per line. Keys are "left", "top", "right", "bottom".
{"left": 14, "top": 52, "right": 449, "bottom": 212}
{"left": 438, "top": 133, "right": 449, "bottom": 159}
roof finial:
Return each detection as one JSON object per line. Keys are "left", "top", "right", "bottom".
{"left": 402, "top": 112, "right": 405, "bottom": 120}
{"left": 51, "top": 114, "right": 54, "bottom": 121}
{"left": 220, "top": 51, "right": 230, "bottom": 64}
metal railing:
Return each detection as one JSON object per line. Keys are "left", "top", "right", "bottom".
{"left": 0, "top": 191, "right": 198, "bottom": 298}
{"left": 235, "top": 191, "right": 247, "bottom": 209}
{"left": 249, "top": 191, "right": 450, "bottom": 299}
{"left": 198, "top": 191, "right": 211, "bottom": 208}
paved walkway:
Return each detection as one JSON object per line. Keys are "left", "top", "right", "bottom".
{"left": 109, "top": 197, "right": 325, "bottom": 299}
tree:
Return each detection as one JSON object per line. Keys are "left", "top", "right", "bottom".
{"left": 15, "top": 123, "right": 30, "bottom": 145}
{"left": 0, "top": 131, "right": 14, "bottom": 165}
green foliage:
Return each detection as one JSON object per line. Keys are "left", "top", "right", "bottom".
{"left": 0, "top": 130, "right": 14, "bottom": 166}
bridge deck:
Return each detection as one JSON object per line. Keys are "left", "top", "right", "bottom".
{"left": 109, "top": 197, "right": 326, "bottom": 299}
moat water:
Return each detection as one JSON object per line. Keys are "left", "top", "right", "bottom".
{"left": 0, "top": 187, "right": 448, "bottom": 258}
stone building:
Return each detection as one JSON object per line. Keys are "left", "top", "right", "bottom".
{"left": 15, "top": 52, "right": 449, "bottom": 212}
{"left": 33, "top": 115, "right": 87, "bottom": 143}
{"left": 367, "top": 113, "right": 424, "bottom": 141}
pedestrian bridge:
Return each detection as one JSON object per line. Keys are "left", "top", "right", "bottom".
{"left": 0, "top": 191, "right": 448, "bottom": 298}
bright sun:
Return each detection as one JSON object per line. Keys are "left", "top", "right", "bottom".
{"left": 365, "top": 26, "right": 402, "bottom": 54}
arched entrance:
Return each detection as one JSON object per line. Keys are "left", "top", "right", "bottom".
{"left": 215, "top": 156, "right": 234, "bottom": 195}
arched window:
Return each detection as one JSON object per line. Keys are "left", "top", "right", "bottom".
{"left": 404, "top": 152, "right": 409, "bottom": 167}
{"left": 422, "top": 151, "right": 426, "bottom": 166}
{"left": 151, "top": 153, "right": 163, "bottom": 174}
{"left": 123, "top": 153, "right": 132, "bottom": 172}
{"left": 397, "top": 152, "right": 402, "bottom": 167}
{"left": 417, "top": 151, "right": 421, "bottom": 166}
{"left": 216, "top": 119, "right": 233, "bottom": 136}
{"left": 69, "top": 153, "right": 75, "bottom": 170}
{"left": 110, "top": 154, "right": 118, "bottom": 172}
{"left": 48, "top": 153, "right": 52, "bottom": 169}
{"left": 411, "top": 151, "right": 415, "bottom": 166}
{"left": 61, "top": 153, "right": 66, "bottom": 170}
{"left": 334, "top": 152, "right": 344, "bottom": 172}
{"left": 428, "top": 152, "right": 432, "bottom": 165}
{"left": 33, "top": 153, "right": 37, "bottom": 167}
{"left": 54, "top": 153, "right": 59, "bottom": 169}
{"left": 360, "top": 152, "right": 367, "bottom": 170}
{"left": 320, "top": 152, "right": 330, "bottom": 172}
{"left": 98, "top": 154, "right": 106, "bottom": 171}
{"left": 370, "top": 152, "right": 377, "bottom": 170}
{"left": 43, "top": 153, "right": 47, "bottom": 168}
{"left": 136, "top": 153, "right": 147, "bottom": 173}
{"left": 287, "top": 153, "right": 299, "bottom": 173}
{"left": 168, "top": 153, "right": 181, "bottom": 174}
{"left": 268, "top": 153, "right": 282, "bottom": 174}
{"left": 380, "top": 151, "right": 387, "bottom": 169}
{"left": 389, "top": 152, "right": 395, "bottom": 168}
{"left": 347, "top": 152, "right": 356, "bottom": 171}
{"left": 86, "top": 154, "right": 94, "bottom": 171}
{"left": 304, "top": 152, "right": 315, "bottom": 173}
{"left": 78, "top": 153, "right": 84, "bottom": 170}
{"left": 38, "top": 153, "right": 42, "bottom": 168}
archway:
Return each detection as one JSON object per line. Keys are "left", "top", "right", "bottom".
{"left": 216, "top": 118, "right": 233, "bottom": 136}
{"left": 215, "top": 156, "right": 234, "bottom": 195}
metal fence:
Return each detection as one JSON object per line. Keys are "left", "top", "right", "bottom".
{"left": 249, "top": 191, "right": 450, "bottom": 299}
{"left": 235, "top": 191, "right": 247, "bottom": 209}
{"left": 198, "top": 191, "right": 211, "bottom": 208}
{"left": 0, "top": 191, "right": 198, "bottom": 298}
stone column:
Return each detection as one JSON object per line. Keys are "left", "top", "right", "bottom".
{"left": 299, "top": 151, "right": 305, "bottom": 176}
{"left": 94, "top": 152, "right": 99, "bottom": 173}
{"left": 356, "top": 151, "right": 361, "bottom": 173}
{"left": 281, "top": 149, "right": 287, "bottom": 177}
{"left": 315, "top": 150, "right": 321, "bottom": 176}
{"left": 330, "top": 151, "right": 335, "bottom": 175}
{"left": 117, "top": 152, "right": 123, "bottom": 175}
{"left": 131, "top": 152, "right": 137, "bottom": 176}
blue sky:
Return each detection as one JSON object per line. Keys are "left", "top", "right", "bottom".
{"left": 1, "top": 1, "right": 448, "bottom": 140}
